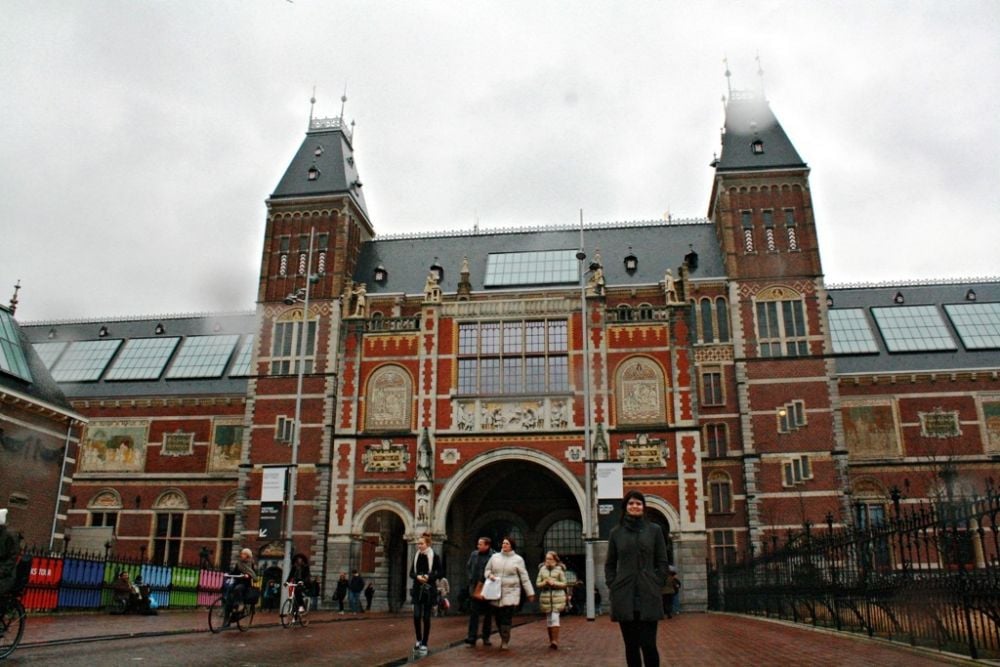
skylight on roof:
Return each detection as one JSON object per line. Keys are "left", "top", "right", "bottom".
{"left": 871, "top": 305, "right": 957, "bottom": 353}
{"left": 828, "top": 309, "right": 879, "bottom": 354}
{"left": 32, "top": 341, "right": 68, "bottom": 369}
{"left": 105, "top": 337, "right": 180, "bottom": 381}
{"left": 0, "top": 309, "right": 33, "bottom": 382}
{"left": 51, "top": 339, "right": 122, "bottom": 382}
{"left": 944, "top": 303, "right": 1000, "bottom": 350}
{"left": 229, "top": 335, "right": 255, "bottom": 377}
{"left": 484, "top": 250, "right": 579, "bottom": 287}
{"left": 166, "top": 334, "right": 240, "bottom": 379}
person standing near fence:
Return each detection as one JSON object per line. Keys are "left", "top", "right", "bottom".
{"left": 0, "top": 509, "right": 17, "bottom": 598}
{"left": 536, "top": 550, "right": 569, "bottom": 650}
{"left": 605, "top": 490, "right": 669, "bottom": 667}
{"left": 465, "top": 536, "right": 495, "bottom": 647}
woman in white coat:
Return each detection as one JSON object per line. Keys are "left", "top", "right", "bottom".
{"left": 483, "top": 535, "right": 535, "bottom": 650}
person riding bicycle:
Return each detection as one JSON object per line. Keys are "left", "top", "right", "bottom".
{"left": 224, "top": 547, "right": 258, "bottom": 627}
{"left": 0, "top": 509, "right": 18, "bottom": 600}
{"left": 287, "top": 553, "right": 312, "bottom": 614}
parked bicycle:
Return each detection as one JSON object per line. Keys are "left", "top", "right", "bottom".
{"left": 280, "top": 580, "right": 310, "bottom": 628}
{"left": 0, "top": 557, "right": 31, "bottom": 661}
{"left": 208, "top": 573, "right": 256, "bottom": 633}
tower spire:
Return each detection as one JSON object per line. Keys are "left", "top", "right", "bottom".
{"left": 308, "top": 86, "right": 316, "bottom": 128}
{"left": 723, "top": 56, "right": 732, "bottom": 99}
{"left": 756, "top": 52, "right": 766, "bottom": 99}
{"left": 8, "top": 279, "right": 20, "bottom": 314}
{"left": 339, "top": 84, "right": 348, "bottom": 124}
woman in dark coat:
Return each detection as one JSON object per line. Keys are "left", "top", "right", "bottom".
{"left": 604, "top": 490, "right": 669, "bottom": 667}
{"left": 409, "top": 532, "right": 442, "bottom": 656}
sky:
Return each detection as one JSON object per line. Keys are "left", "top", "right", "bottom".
{"left": 3, "top": 1, "right": 998, "bottom": 323}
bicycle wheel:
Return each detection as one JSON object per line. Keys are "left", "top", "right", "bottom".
{"left": 0, "top": 599, "right": 26, "bottom": 660}
{"left": 208, "top": 597, "right": 228, "bottom": 634}
{"left": 237, "top": 603, "right": 254, "bottom": 632}
{"left": 280, "top": 598, "right": 293, "bottom": 628}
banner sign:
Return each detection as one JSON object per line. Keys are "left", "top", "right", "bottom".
{"left": 259, "top": 467, "right": 287, "bottom": 539}
{"left": 596, "top": 461, "right": 623, "bottom": 500}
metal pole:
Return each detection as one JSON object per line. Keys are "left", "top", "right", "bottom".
{"left": 281, "top": 226, "right": 314, "bottom": 606}
{"left": 579, "top": 210, "right": 596, "bottom": 621}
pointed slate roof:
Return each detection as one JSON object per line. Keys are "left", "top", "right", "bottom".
{"left": 0, "top": 306, "right": 75, "bottom": 415}
{"left": 716, "top": 90, "right": 806, "bottom": 172}
{"left": 270, "top": 117, "right": 370, "bottom": 222}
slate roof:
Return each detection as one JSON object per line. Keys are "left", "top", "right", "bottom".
{"left": 828, "top": 280, "right": 1000, "bottom": 375}
{"left": 0, "top": 307, "right": 75, "bottom": 415}
{"left": 353, "top": 219, "right": 726, "bottom": 296}
{"left": 20, "top": 312, "right": 258, "bottom": 400}
{"left": 716, "top": 90, "right": 806, "bottom": 172}
{"left": 270, "top": 118, "right": 369, "bottom": 222}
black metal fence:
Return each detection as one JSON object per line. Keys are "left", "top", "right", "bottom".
{"left": 710, "top": 486, "right": 1000, "bottom": 660}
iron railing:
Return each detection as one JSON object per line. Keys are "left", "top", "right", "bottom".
{"left": 710, "top": 486, "right": 1000, "bottom": 660}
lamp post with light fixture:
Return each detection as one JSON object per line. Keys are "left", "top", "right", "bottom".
{"left": 576, "top": 211, "right": 597, "bottom": 621}
{"left": 279, "top": 226, "right": 318, "bottom": 607}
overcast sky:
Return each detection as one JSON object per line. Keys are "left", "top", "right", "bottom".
{"left": 3, "top": 1, "right": 998, "bottom": 323}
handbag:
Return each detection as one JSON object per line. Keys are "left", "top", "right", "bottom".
{"left": 481, "top": 577, "right": 502, "bottom": 601}
{"left": 471, "top": 581, "right": 485, "bottom": 601}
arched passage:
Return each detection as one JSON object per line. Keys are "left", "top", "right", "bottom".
{"left": 351, "top": 500, "right": 411, "bottom": 612}
{"left": 434, "top": 449, "right": 586, "bottom": 606}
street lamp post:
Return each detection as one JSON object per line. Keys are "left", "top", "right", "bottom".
{"left": 280, "top": 227, "right": 316, "bottom": 606}
{"left": 577, "top": 211, "right": 596, "bottom": 621}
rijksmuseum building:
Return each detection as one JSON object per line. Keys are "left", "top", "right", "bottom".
{"left": 4, "top": 88, "right": 999, "bottom": 612}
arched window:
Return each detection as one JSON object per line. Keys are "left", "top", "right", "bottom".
{"left": 366, "top": 365, "right": 413, "bottom": 431}
{"left": 715, "top": 298, "right": 730, "bottom": 342}
{"left": 700, "top": 298, "right": 714, "bottom": 342}
{"left": 708, "top": 472, "right": 733, "bottom": 514}
{"left": 543, "top": 519, "right": 584, "bottom": 557}
{"left": 616, "top": 357, "right": 667, "bottom": 425}
{"left": 152, "top": 490, "right": 188, "bottom": 566}
{"left": 89, "top": 489, "right": 122, "bottom": 533}
{"left": 617, "top": 304, "right": 634, "bottom": 322}
{"left": 638, "top": 303, "right": 654, "bottom": 321}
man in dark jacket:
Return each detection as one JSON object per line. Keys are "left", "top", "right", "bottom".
{"left": 333, "top": 572, "right": 348, "bottom": 613}
{"left": 464, "top": 536, "right": 496, "bottom": 646}
{"left": 604, "top": 490, "right": 669, "bottom": 667}
{"left": 347, "top": 570, "right": 365, "bottom": 614}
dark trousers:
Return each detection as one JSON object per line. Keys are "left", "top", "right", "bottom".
{"left": 619, "top": 616, "right": 659, "bottom": 667}
{"left": 467, "top": 598, "right": 493, "bottom": 640}
{"left": 413, "top": 599, "right": 433, "bottom": 645}
{"left": 493, "top": 604, "right": 515, "bottom": 628}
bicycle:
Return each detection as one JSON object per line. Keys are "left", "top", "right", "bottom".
{"left": 1, "top": 558, "right": 30, "bottom": 661}
{"left": 280, "top": 580, "right": 310, "bottom": 628}
{"left": 208, "top": 573, "right": 256, "bottom": 633}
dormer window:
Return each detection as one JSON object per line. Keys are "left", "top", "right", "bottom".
{"left": 314, "top": 145, "right": 323, "bottom": 157}
{"left": 751, "top": 139, "right": 764, "bottom": 154}
{"left": 373, "top": 265, "right": 388, "bottom": 284}
{"left": 308, "top": 166, "right": 320, "bottom": 181}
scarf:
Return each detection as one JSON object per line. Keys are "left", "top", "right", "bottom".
{"left": 413, "top": 546, "right": 436, "bottom": 575}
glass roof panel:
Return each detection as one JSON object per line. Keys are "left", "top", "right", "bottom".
{"left": 166, "top": 334, "right": 240, "bottom": 379}
{"left": 0, "top": 309, "right": 33, "bottom": 381}
{"left": 229, "top": 335, "right": 255, "bottom": 377}
{"left": 828, "top": 309, "right": 879, "bottom": 354}
{"left": 944, "top": 303, "right": 1000, "bottom": 350}
{"left": 105, "top": 337, "right": 180, "bottom": 381}
{"left": 484, "top": 249, "right": 579, "bottom": 287}
{"left": 32, "top": 341, "right": 69, "bottom": 369}
{"left": 870, "top": 305, "right": 957, "bottom": 353}
{"left": 51, "top": 339, "right": 122, "bottom": 382}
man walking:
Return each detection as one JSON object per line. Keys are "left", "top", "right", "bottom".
{"left": 348, "top": 570, "right": 365, "bottom": 614}
{"left": 464, "top": 536, "right": 496, "bottom": 646}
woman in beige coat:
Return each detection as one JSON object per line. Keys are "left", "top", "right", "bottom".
{"left": 484, "top": 536, "right": 535, "bottom": 650}
{"left": 536, "top": 550, "right": 569, "bottom": 649}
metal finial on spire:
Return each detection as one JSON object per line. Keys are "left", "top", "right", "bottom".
{"left": 723, "top": 56, "right": 732, "bottom": 99}
{"left": 756, "top": 52, "right": 766, "bottom": 99}
{"left": 308, "top": 86, "right": 316, "bottom": 128}
{"left": 8, "top": 279, "right": 21, "bottom": 314}
{"left": 339, "top": 84, "right": 348, "bottom": 123}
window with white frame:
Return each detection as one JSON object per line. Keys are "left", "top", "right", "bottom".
{"left": 705, "top": 422, "right": 728, "bottom": 457}
{"left": 712, "top": 529, "right": 737, "bottom": 565}
{"left": 777, "top": 400, "right": 807, "bottom": 433}
{"left": 781, "top": 455, "right": 813, "bottom": 487}
{"left": 270, "top": 310, "right": 317, "bottom": 375}
{"left": 701, "top": 368, "right": 724, "bottom": 406}
{"left": 275, "top": 416, "right": 295, "bottom": 443}
{"left": 755, "top": 288, "right": 808, "bottom": 357}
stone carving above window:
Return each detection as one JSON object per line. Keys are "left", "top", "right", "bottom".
{"left": 619, "top": 433, "right": 668, "bottom": 468}
{"left": 153, "top": 489, "right": 188, "bottom": 510}
{"left": 366, "top": 365, "right": 412, "bottom": 431}
{"left": 453, "top": 397, "right": 570, "bottom": 432}
{"left": 616, "top": 357, "right": 667, "bottom": 425}
{"left": 161, "top": 431, "right": 194, "bottom": 456}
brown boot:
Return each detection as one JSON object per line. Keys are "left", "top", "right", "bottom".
{"left": 550, "top": 626, "right": 559, "bottom": 649}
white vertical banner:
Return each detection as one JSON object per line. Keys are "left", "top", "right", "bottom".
{"left": 596, "top": 461, "right": 624, "bottom": 500}
{"left": 261, "top": 467, "right": 287, "bottom": 501}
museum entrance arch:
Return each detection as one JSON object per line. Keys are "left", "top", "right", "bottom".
{"left": 437, "top": 452, "right": 585, "bottom": 600}
{"left": 352, "top": 508, "right": 408, "bottom": 612}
